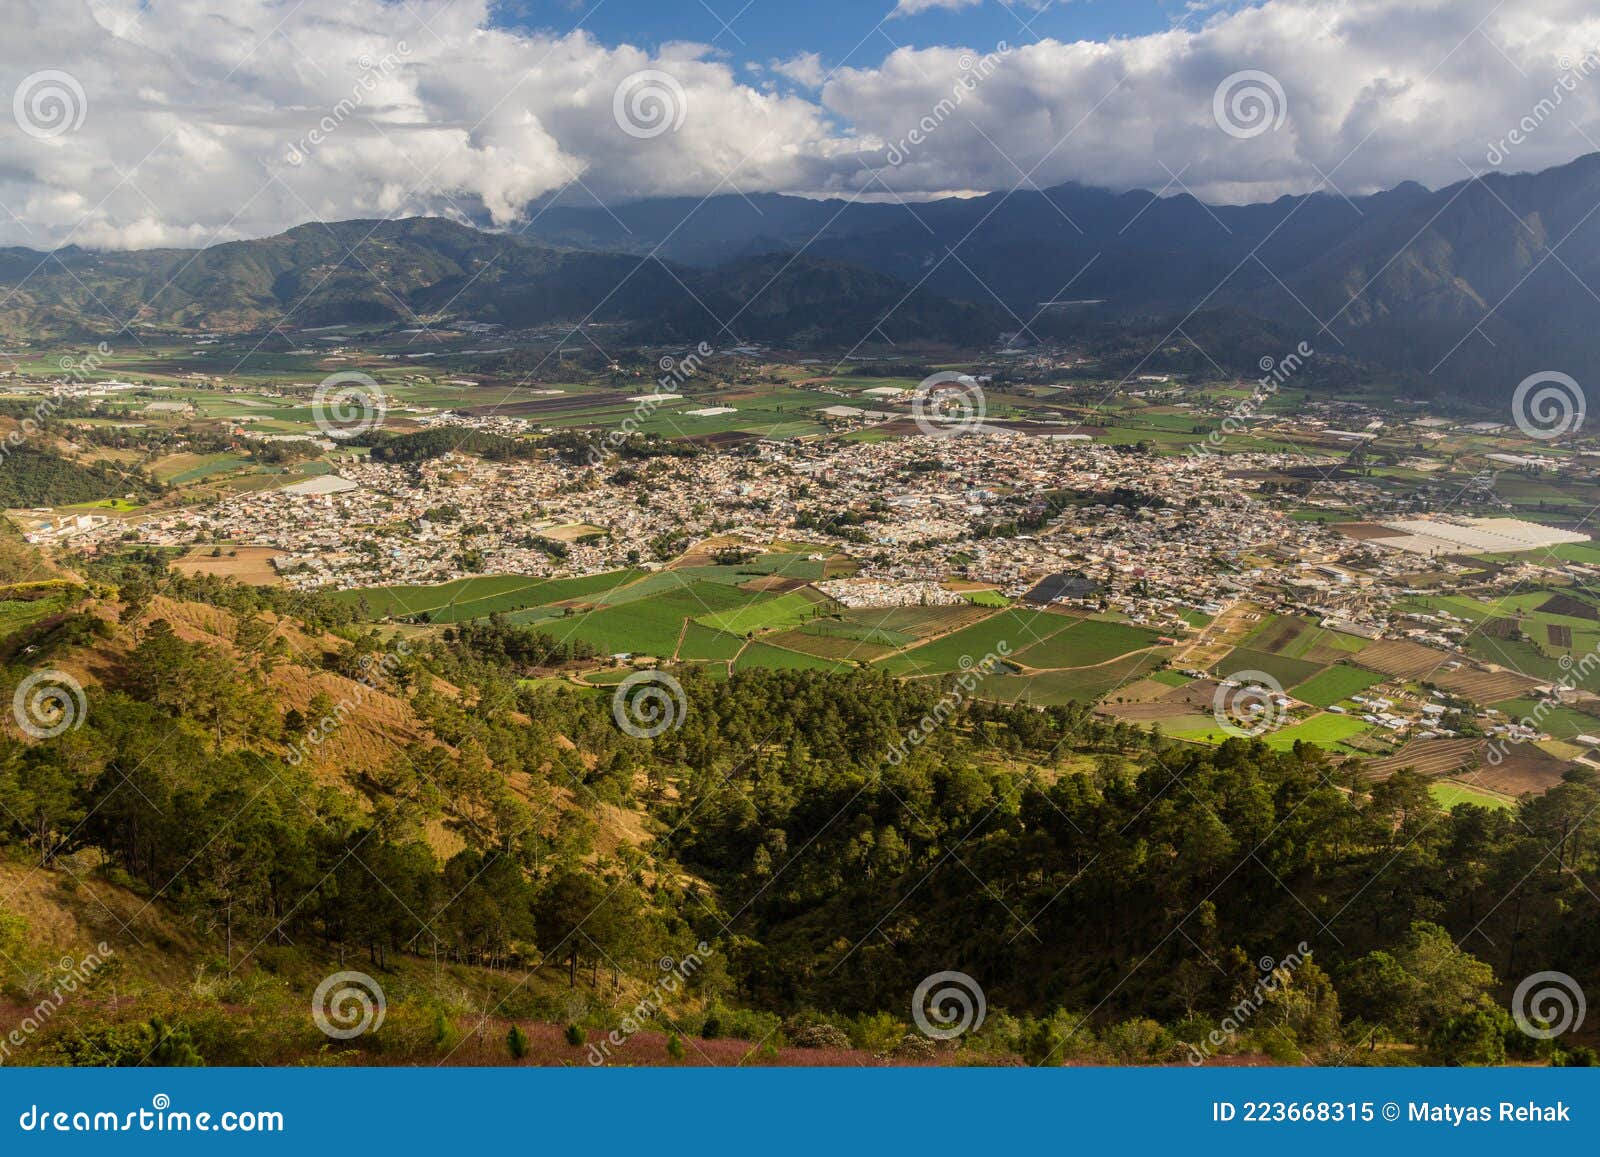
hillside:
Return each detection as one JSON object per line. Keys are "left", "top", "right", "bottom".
{"left": 0, "top": 541, "right": 1596, "bottom": 1067}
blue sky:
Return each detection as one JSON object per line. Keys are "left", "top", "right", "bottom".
{"left": 493, "top": 0, "right": 1192, "bottom": 76}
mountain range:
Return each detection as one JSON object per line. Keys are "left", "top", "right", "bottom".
{"left": 8, "top": 152, "right": 1600, "bottom": 394}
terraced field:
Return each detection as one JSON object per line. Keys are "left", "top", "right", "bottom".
{"left": 1359, "top": 738, "right": 1485, "bottom": 780}
{"left": 1355, "top": 639, "right": 1457, "bottom": 680}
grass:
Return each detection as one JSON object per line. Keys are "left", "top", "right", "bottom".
{"left": 1148, "top": 669, "right": 1194, "bottom": 688}
{"left": 1260, "top": 713, "right": 1372, "bottom": 751}
{"left": 675, "top": 621, "right": 747, "bottom": 662}
{"left": 1168, "top": 711, "right": 1370, "bottom": 752}
{"left": 961, "top": 589, "right": 1011, "bottom": 608}
{"left": 0, "top": 595, "right": 69, "bottom": 637}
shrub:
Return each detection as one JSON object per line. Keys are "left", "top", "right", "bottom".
{"left": 790, "top": 1023, "right": 851, "bottom": 1050}
{"left": 563, "top": 1023, "right": 586, "bottom": 1047}
{"left": 888, "top": 1033, "right": 936, "bottom": 1062}
{"left": 1101, "top": 1017, "right": 1172, "bottom": 1064}
{"left": 508, "top": 1025, "right": 530, "bottom": 1060}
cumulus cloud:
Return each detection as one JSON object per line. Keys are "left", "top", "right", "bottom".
{"left": 3, "top": 0, "right": 1600, "bottom": 249}
{"left": 771, "top": 52, "right": 826, "bottom": 88}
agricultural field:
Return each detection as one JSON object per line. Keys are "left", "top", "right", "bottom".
{"left": 732, "top": 641, "right": 853, "bottom": 673}
{"left": 1008, "top": 617, "right": 1165, "bottom": 669}
{"left": 1290, "top": 664, "right": 1389, "bottom": 708}
{"left": 697, "top": 589, "right": 833, "bottom": 636}
{"left": 334, "top": 569, "right": 647, "bottom": 622}
{"left": 555, "top": 582, "right": 754, "bottom": 658}
{"left": 876, "top": 608, "right": 1078, "bottom": 678}
{"left": 942, "top": 650, "right": 1169, "bottom": 706}
{"left": 1213, "top": 647, "right": 1325, "bottom": 690}
{"left": 1430, "top": 781, "right": 1515, "bottom": 811}
{"left": 674, "top": 621, "right": 747, "bottom": 663}
{"left": 0, "top": 592, "right": 73, "bottom": 638}
{"left": 1165, "top": 711, "right": 1371, "bottom": 753}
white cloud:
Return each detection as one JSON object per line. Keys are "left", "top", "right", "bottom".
{"left": 772, "top": 52, "right": 826, "bottom": 88}
{"left": 3, "top": 0, "right": 1600, "bottom": 249}
{"left": 890, "top": 0, "right": 986, "bottom": 17}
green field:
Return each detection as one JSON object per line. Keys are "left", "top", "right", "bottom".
{"left": 0, "top": 594, "right": 71, "bottom": 637}
{"left": 675, "top": 621, "right": 747, "bottom": 662}
{"left": 877, "top": 608, "right": 1068, "bottom": 678}
{"left": 1290, "top": 665, "right": 1388, "bottom": 708}
{"left": 961, "top": 589, "right": 1011, "bottom": 607}
{"left": 1214, "top": 647, "right": 1326, "bottom": 690}
{"left": 556, "top": 582, "right": 754, "bottom": 657}
{"left": 1430, "top": 781, "right": 1514, "bottom": 811}
{"left": 1008, "top": 617, "right": 1163, "bottom": 669}
{"left": 698, "top": 590, "right": 830, "bottom": 636}
{"left": 732, "top": 641, "right": 854, "bottom": 673}
{"left": 966, "top": 651, "right": 1168, "bottom": 706}
{"left": 1169, "top": 710, "right": 1370, "bottom": 751}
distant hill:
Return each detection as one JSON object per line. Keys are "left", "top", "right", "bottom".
{"left": 13, "top": 153, "right": 1600, "bottom": 390}
{"left": 524, "top": 153, "right": 1600, "bottom": 395}
{"left": 0, "top": 217, "right": 1000, "bottom": 349}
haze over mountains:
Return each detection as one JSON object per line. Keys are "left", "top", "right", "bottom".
{"left": 8, "top": 152, "right": 1600, "bottom": 395}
